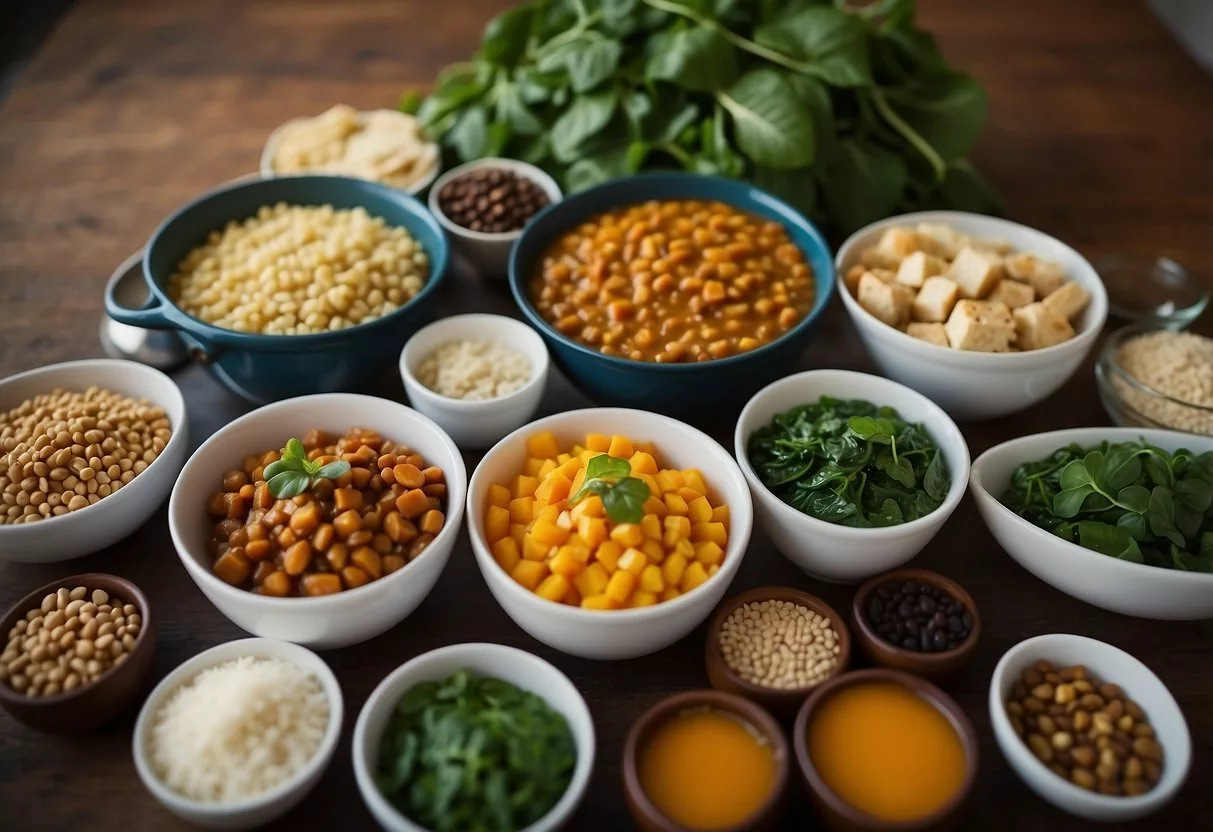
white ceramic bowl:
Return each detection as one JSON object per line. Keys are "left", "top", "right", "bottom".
{"left": 427, "top": 157, "right": 563, "bottom": 277}
{"left": 353, "top": 642, "right": 594, "bottom": 832}
{"left": 734, "top": 370, "right": 970, "bottom": 583}
{"left": 132, "top": 638, "right": 344, "bottom": 831}
{"left": 399, "top": 313, "right": 550, "bottom": 450}
{"left": 971, "top": 426, "right": 1213, "bottom": 619}
{"left": 989, "top": 634, "right": 1190, "bottom": 821}
{"left": 0, "top": 359, "right": 188, "bottom": 563}
{"left": 260, "top": 108, "right": 440, "bottom": 195}
{"left": 836, "top": 211, "right": 1109, "bottom": 421}
{"left": 168, "top": 393, "right": 466, "bottom": 649}
{"left": 468, "top": 408, "right": 753, "bottom": 660}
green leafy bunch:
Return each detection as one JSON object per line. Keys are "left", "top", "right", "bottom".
{"left": 375, "top": 670, "right": 577, "bottom": 832}
{"left": 568, "top": 452, "right": 651, "bottom": 523}
{"left": 746, "top": 396, "right": 949, "bottom": 527}
{"left": 262, "top": 438, "right": 351, "bottom": 499}
{"left": 1004, "top": 440, "right": 1213, "bottom": 572}
{"left": 402, "top": 0, "right": 998, "bottom": 237}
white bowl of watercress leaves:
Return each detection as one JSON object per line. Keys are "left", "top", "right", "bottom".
{"left": 735, "top": 370, "right": 970, "bottom": 583}
{"left": 971, "top": 427, "right": 1213, "bottom": 619}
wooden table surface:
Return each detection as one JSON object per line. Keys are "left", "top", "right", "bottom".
{"left": 2, "top": 1, "right": 1212, "bottom": 830}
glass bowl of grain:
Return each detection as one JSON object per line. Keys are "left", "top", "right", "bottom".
{"left": 1096, "top": 325, "right": 1213, "bottom": 436}
{"left": 399, "top": 314, "right": 551, "bottom": 449}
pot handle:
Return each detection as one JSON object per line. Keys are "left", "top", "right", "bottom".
{"left": 103, "top": 253, "right": 174, "bottom": 329}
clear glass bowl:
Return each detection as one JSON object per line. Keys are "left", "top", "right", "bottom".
{"left": 1094, "top": 254, "right": 1209, "bottom": 329}
{"left": 1096, "top": 324, "right": 1213, "bottom": 436}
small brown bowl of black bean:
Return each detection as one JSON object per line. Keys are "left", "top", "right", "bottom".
{"left": 428, "top": 158, "right": 562, "bottom": 277}
{"left": 851, "top": 568, "right": 980, "bottom": 684}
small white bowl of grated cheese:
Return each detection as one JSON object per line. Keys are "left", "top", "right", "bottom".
{"left": 400, "top": 313, "right": 550, "bottom": 449}
{"left": 132, "top": 638, "right": 343, "bottom": 830}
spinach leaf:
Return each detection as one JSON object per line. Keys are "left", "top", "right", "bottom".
{"left": 717, "top": 69, "right": 815, "bottom": 168}
{"left": 646, "top": 27, "right": 738, "bottom": 92}
{"left": 880, "top": 72, "right": 987, "bottom": 159}
{"left": 480, "top": 6, "right": 535, "bottom": 66}
{"left": 551, "top": 90, "right": 617, "bottom": 163}
{"left": 537, "top": 33, "right": 622, "bottom": 92}
{"left": 754, "top": 6, "right": 872, "bottom": 88}
{"left": 448, "top": 105, "right": 490, "bottom": 162}
{"left": 823, "top": 138, "right": 907, "bottom": 232}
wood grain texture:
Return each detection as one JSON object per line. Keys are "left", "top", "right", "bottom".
{"left": 2, "top": 1, "right": 1213, "bottom": 830}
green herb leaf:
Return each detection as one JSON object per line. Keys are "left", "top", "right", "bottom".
{"left": 880, "top": 72, "right": 987, "bottom": 160}
{"left": 568, "top": 453, "right": 650, "bottom": 523}
{"left": 602, "top": 477, "right": 650, "bottom": 524}
{"left": 565, "top": 147, "right": 632, "bottom": 191}
{"left": 448, "top": 105, "right": 490, "bottom": 162}
{"left": 1052, "top": 484, "right": 1094, "bottom": 518}
{"left": 537, "top": 33, "right": 622, "bottom": 92}
{"left": 585, "top": 453, "right": 630, "bottom": 481}
{"left": 551, "top": 90, "right": 618, "bottom": 163}
{"left": 924, "top": 451, "right": 948, "bottom": 502}
{"left": 285, "top": 438, "right": 307, "bottom": 462}
{"left": 717, "top": 69, "right": 814, "bottom": 169}
{"left": 646, "top": 27, "right": 738, "bottom": 92}
{"left": 754, "top": 6, "right": 872, "bottom": 87}
{"left": 268, "top": 470, "right": 310, "bottom": 500}
{"left": 1077, "top": 521, "right": 1143, "bottom": 561}
{"left": 262, "top": 458, "right": 293, "bottom": 481}
{"left": 823, "top": 139, "right": 907, "bottom": 233}
{"left": 480, "top": 6, "right": 535, "bottom": 66}
{"left": 315, "top": 460, "right": 351, "bottom": 481}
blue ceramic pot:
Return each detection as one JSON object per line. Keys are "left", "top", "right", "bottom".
{"left": 508, "top": 173, "right": 835, "bottom": 415}
{"left": 105, "top": 175, "right": 449, "bottom": 404}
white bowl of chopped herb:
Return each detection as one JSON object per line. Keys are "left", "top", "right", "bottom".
{"left": 971, "top": 427, "right": 1213, "bottom": 619}
{"left": 735, "top": 370, "right": 970, "bottom": 583}
{"left": 352, "top": 642, "right": 594, "bottom": 832}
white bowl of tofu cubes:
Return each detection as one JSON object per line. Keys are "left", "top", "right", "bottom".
{"left": 836, "top": 211, "right": 1108, "bottom": 420}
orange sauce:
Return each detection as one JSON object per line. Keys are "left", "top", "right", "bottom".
{"left": 807, "top": 682, "right": 966, "bottom": 823}
{"left": 639, "top": 708, "right": 778, "bottom": 830}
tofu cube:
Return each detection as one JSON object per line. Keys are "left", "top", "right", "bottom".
{"left": 947, "top": 248, "right": 1004, "bottom": 299}
{"left": 844, "top": 264, "right": 866, "bottom": 295}
{"left": 1014, "top": 302, "right": 1075, "bottom": 350}
{"left": 845, "top": 267, "right": 895, "bottom": 296}
{"left": 1004, "top": 253, "right": 1066, "bottom": 298}
{"left": 1041, "top": 280, "right": 1091, "bottom": 321}
{"left": 912, "top": 276, "right": 961, "bottom": 323}
{"left": 857, "top": 272, "right": 915, "bottom": 328}
{"left": 906, "top": 322, "right": 949, "bottom": 347}
{"left": 987, "top": 279, "right": 1036, "bottom": 310}
{"left": 860, "top": 247, "right": 904, "bottom": 270}
{"left": 914, "top": 223, "right": 969, "bottom": 260}
{"left": 944, "top": 300, "right": 1015, "bottom": 352}
{"left": 877, "top": 227, "right": 919, "bottom": 258}
{"left": 969, "top": 236, "right": 1014, "bottom": 255}
{"left": 896, "top": 251, "right": 948, "bottom": 289}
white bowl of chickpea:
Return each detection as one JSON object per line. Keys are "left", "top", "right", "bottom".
{"left": 168, "top": 393, "right": 466, "bottom": 649}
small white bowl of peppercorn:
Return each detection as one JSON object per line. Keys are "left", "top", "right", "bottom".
{"left": 428, "top": 157, "right": 562, "bottom": 277}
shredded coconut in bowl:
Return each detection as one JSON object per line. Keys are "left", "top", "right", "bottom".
{"left": 1113, "top": 330, "right": 1213, "bottom": 435}
{"left": 416, "top": 340, "right": 532, "bottom": 401}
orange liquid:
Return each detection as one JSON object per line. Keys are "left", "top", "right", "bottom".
{"left": 807, "top": 682, "right": 966, "bottom": 823}
{"left": 639, "top": 708, "right": 777, "bottom": 830}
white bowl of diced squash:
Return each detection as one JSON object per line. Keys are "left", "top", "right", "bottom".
{"left": 467, "top": 408, "right": 753, "bottom": 660}
{"left": 836, "top": 211, "right": 1108, "bottom": 420}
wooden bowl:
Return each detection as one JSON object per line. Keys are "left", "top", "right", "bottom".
{"left": 793, "top": 669, "right": 980, "bottom": 831}
{"left": 0, "top": 573, "right": 156, "bottom": 733}
{"left": 705, "top": 586, "right": 851, "bottom": 718}
{"left": 622, "top": 690, "right": 791, "bottom": 832}
{"left": 850, "top": 569, "right": 980, "bottom": 684}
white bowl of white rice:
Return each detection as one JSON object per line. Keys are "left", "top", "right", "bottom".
{"left": 400, "top": 313, "right": 550, "bottom": 449}
{"left": 132, "top": 638, "right": 343, "bottom": 830}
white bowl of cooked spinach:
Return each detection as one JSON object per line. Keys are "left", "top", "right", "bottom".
{"left": 971, "top": 427, "right": 1213, "bottom": 620}
{"left": 351, "top": 642, "right": 594, "bottom": 832}
{"left": 735, "top": 370, "right": 970, "bottom": 583}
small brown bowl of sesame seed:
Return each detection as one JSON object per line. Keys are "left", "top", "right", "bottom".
{"left": 0, "top": 573, "right": 156, "bottom": 733}
{"left": 705, "top": 586, "right": 851, "bottom": 719}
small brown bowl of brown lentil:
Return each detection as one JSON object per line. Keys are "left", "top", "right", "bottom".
{"left": 851, "top": 569, "right": 981, "bottom": 685}
{"left": 705, "top": 587, "right": 851, "bottom": 719}
{"left": 0, "top": 574, "right": 155, "bottom": 733}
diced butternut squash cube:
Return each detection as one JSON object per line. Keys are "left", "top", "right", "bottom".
{"left": 688, "top": 496, "right": 713, "bottom": 524}
{"left": 610, "top": 523, "right": 645, "bottom": 548}
{"left": 663, "top": 515, "right": 691, "bottom": 547}
{"left": 512, "top": 559, "right": 549, "bottom": 590}
{"left": 488, "top": 483, "right": 511, "bottom": 509}
{"left": 512, "top": 475, "right": 539, "bottom": 499}
{"left": 534, "top": 473, "right": 573, "bottom": 505}
{"left": 639, "top": 564, "right": 664, "bottom": 593}
{"left": 580, "top": 449, "right": 602, "bottom": 464}
{"left": 595, "top": 540, "right": 622, "bottom": 573}
{"left": 562, "top": 537, "right": 592, "bottom": 563}
{"left": 563, "top": 586, "right": 582, "bottom": 607}
{"left": 581, "top": 593, "right": 618, "bottom": 610}
{"left": 485, "top": 506, "right": 510, "bottom": 543}
{"left": 556, "top": 510, "right": 574, "bottom": 530}
{"left": 537, "top": 459, "right": 558, "bottom": 479}
{"left": 508, "top": 496, "right": 534, "bottom": 524}
{"left": 691, "top": 522, "right": 727, "bottom": 546}
{"left": 641, "top": 513, "right": 662, "bottom": 540}
{"left": 641, "top": 539, "right": 665, "bottom": 564}
{"left": 531, "top": 519, "right": 569, "bottom": 547}
{"left": 527, "top": 431, "right": 560, "bottom": 460}
{"left": 571, "top": 444, "right": 585, "bottom": 456}
{"left": 607, "top": 435, "right": 633, "bottom": 459}
{"left": 673, "top": 538, "right": 695, "bottom": 561}
{"left": 558, "top": 458, "right": 583, "bottom": 479}
{"left": 535, "top": 573, "right": 570, "bottom": 602}
{"left": 711, "top": 505, "right": 729, "bottom": 525}
{"left": 707, "top": 564, "right": 720, "bottom": 577}
{"left": 635, "top": 441, "right": 655, "bottom": 455}
{"left": 524, "top": 534, "right": 552, "bottom": 561}
{"left": 556, "top": 452, "right": 571, "bottom": 465}
{"left": 695, "top": 540, "right": 725, "bottom": 567}
{"left": 636, "top": 473, "right": 660, "bottom": 498}
{"left": 571, "top": 495, "right": 604, "bottom": 520}
{"left": 570, "top": 466, "right": 587, "bottom": 494}
{"left": 550, "top": 547, "right": 585, "bottom": 577}
{"left": 682, "top": 469, "right": 707, "bottom": 495}
{"left": 630, "top": 590, "right": 658, "bottom": 608}
{"left": 618, "top": 548, "right": 648, "bottom": 576}
{"left": 573, "top": 562, "right": 610, "bottom": 598}
{"left": 643, "top": 496, "right": 667, "bottom": 516}
{"left": 662, "top": 553, "right": 688, "bottom": 587}
{"left": 629, "top": 451, "right": 658, "bottom": 476}
{"left": 676, "top": 486, "right": 701, "bottom": 504}
{"left": 660, "top": 587, "right": 682, "bottom": 602}
{"left": 491, "top": 537, "right": 521, "bottom": 572}
{"left": 525, "top": 457, "right": 545, "bottom": 476}
{"left": 681, "top": 561, "right": 709, "bottom": 593}
{"left": 664, "top": 493, "right": 689, "bottom": 516}
{"left": 586, "top": 433, "right": 611, "bottom": 452}
{"left": 577, "top": 515, "right": 608, "bottom": 549}
{"left": 654, "top": 470, "right": 684, "bottom": 493}
{"left": 509, "top": 522, "right": 526, "bottom": 551}
{"left": 537, "top": 504, "right": 561, "bottom": 524}
{"left": 606, "top": 570, "right": 637, "bottom": 604}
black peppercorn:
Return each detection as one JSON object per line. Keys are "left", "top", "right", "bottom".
{"left": 865, "top": 579, "right": 972, "bottom": 653}
{"left": 436, "top": 167, "right": 551, "bottom": 234}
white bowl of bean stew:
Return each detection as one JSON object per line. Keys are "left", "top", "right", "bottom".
{"left": 0, "top": 359, "right": 187, "bottom": 563}
{"left": 167, "top": 393, "right": 466, "bottom": 649}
